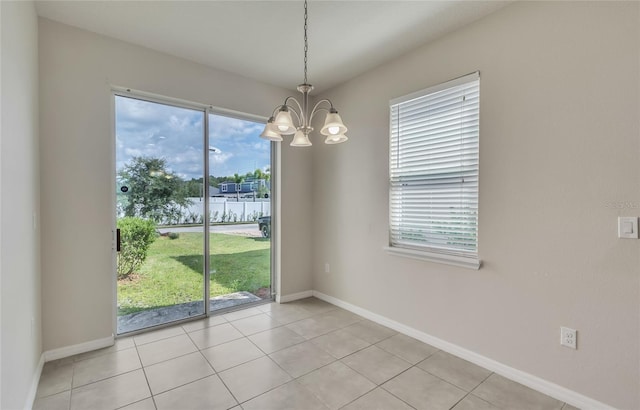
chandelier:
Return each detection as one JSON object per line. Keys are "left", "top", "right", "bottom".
{"left": 260, "top": 0, "right": 348, "bottom": 146}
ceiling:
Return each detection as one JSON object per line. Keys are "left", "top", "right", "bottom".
{"left": 35, "top": 1, "right": 510, "bottom": 93}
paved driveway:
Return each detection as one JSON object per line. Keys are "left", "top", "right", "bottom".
{"left": 158, "top": 223, "right": 261, "bottom": 236}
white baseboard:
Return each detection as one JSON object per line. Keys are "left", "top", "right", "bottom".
{"left": 24, "top": 353, "right": 45, "bottom": 410}
{"left": 43, "top": 335, "right": 114, "bottom": 362}
{"left": 312, "top": 291, "right": 614, "bottom": 410}
{"left": 277, "top": 290, "right": 313, "bottom": 303}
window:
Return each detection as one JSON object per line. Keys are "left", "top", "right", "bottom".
{"left": 388, "top": 72, "right": 480, "bottom": 269}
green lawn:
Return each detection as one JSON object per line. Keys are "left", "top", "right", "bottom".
{"left": 117, "top": 232, "right": 270, "bottom": 315}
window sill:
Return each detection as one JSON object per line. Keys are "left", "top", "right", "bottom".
{"left": 384, "top": 246, "right": 481, "bottom": 270}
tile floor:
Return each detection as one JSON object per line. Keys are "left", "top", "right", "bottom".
{"left": 34, "top": 298, "right": 579, "bottom": 410}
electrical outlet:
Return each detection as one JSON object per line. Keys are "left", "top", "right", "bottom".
{"left": 560, "top": 327, "right": 577, "bottom": 349}
{"left": 324, "top": 263, "right": 330, "bottom": 273}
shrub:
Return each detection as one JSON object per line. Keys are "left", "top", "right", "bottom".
{"left": 117, "top": 217, "right": 157, "bottom": 279}
{"left": 168, "top": 232, "right": 180, "bottom": 240}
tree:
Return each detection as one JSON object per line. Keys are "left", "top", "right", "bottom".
{"left": 233, "top": 172, "right": 244, "bottom": 201}
{"left": 184, "top": 178, "right": 203, "bottom": 197}
{"left": 253, "top": 168, "right": 264, "bottom": 180}
{"left": 118, "top": 156, "right": 192, "bottom": 223}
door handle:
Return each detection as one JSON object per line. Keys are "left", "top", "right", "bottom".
{"left": 116, "top": 228, "right": 121, "bottom": 252}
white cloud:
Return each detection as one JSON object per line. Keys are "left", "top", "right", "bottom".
{"left": 211, "top": 152, "right": 233, "bottom": 165}
{"left": 116, "top": 95, "right": 269, "bottom": 180}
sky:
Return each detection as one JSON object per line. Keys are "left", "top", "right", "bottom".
{"left": 115, "top": 95, "right": 270, "bottom": 181}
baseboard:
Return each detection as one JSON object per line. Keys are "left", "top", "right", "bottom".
{"left": 312, "top": 291, "right": 614, "bottom": 410}
{"left": 43, "top": 334, "right": 114, "bottom": 362}
{"left": 24, "top": 353, "right": 45, "bottom": 410}
{"left": 277, "top": 290, "right": 313, "bottom": 303}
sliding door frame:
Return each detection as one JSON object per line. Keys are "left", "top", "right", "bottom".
{"left": 111, "top": 86, "right": 277, "bottom": 336}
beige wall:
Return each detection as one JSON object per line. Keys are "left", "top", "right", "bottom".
{"left": 38, "top": 18, "right": 313, "bottom": 351}
{"left": 313, "top": 2, "right": 639, "bottom": 408}
{"left": 1, "top": 1, "right": 42, "bottom": 408}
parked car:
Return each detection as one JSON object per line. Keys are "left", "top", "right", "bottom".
{"left": 258, "top": 216, "right": 271, "bottom": 238}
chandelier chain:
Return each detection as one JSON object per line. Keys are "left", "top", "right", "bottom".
{"left": 303, "top": 0, "right": 308, "bottom": 84}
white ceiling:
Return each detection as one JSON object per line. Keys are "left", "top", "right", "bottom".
{"left": 35, "top": 1, "right": 510, "bottom": 93}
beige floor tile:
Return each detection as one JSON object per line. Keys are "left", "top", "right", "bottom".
{"left": 269, "top": 341, "right": 336, "bottom": 378}
{"left": 36, "top": 361, "right": 73, "bottom": 398}
{"left": 472, "top": 374, "right": 564, "bottom": 410}
{"left": 144, "top": 351, "right": 214, "bottom": 395}
{"left": 289, "top": 298, "right": 338, "bottom": 315}
{"left": 256, "top": 302, "right": 277, "bottom": 312}
{"left": 343, "top": 320, "right": 397, "bottom": 344}
{"left": 561, "top": 404, "right": 581, "bottom": 410}
{"left": 417, "top": 350, "right": 491, "bottom": 391}
{"left": 45, "top": 356, "right": 76, "bottom": 366}
{"left": 119, "top": 398, "right": 157, "bottom": 410}
{"left": 259, "top": 301, "right": 308, "bottom": 314}
{"left": 72, "top": 347, "right": 141, "bottom": 387}
{"left": 452, "top": 394, "right": 500, "bottom": 410}
{"left": 133, "top": 326, "right": 185, "bottom": 346}
{"left": 264, "top": 305, "right": 314, "bottom": 324}
{"left": 182, "top": 315, "right": 227, "bottom": 333}
{"left": 137, "top": 334, "right": 197, "bottom": 367}
{"left": 33, "top": 389, "right": 70, "bottom": 410}
{"left": 342, "top": 345, "right": 411, "bottom": 385}
{"left": 311, "top": 328, "right": 370, "bottom": 359}
{"left": 241, "top": 380, "right": 329, "bottom": 410}
{"left": 201, "top": 337, "right": 265, "bottom": 371}
{"left": 248, "top": 326, "right": 307, "bottom": 354}
{"left": 376, "top": 333, "right": 438, "bottom": 364}
{"left": 342, "top": 387, "right": 414, "bottom": 410}
{"left": 218, "top": 356, "right": 292, "bottom": 403}
{"left": 285, "top": 317, "right": 340, "bottom": 339}
{"left": 314, "top": 309, "right": 362, "bottom": 329}
{"left": 229, "top": 313, "right": 282, "bottom": 336}
{"left": 222, "top": 306, "right": 263, "bottom": 322}
{"left": 72, "top": 337, "right": 135, "bottom": 362}
{"left": 154, "top": 374, "right": 237, "bottom": 410}
{"left": 187, "top": 322, "right": 244, "bottom": 350}
{"left": 297, "top": 361, "right": 376, "bottom": 410}
{"left": 70, "top": 369, "right": 150, "bottom": 410}
{"left": 382, "top": 367, "right": 466, "bottom": 410}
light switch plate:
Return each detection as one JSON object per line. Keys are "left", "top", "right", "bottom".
{"left": 618, "top": 217, "right": 638, "bottom": 239}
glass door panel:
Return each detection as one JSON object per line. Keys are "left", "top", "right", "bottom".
{"left": 207, "top": 113, "right": 272, "bottom": 312}
{"left": 115, "top": 95, "right": 206, "bottom": 334}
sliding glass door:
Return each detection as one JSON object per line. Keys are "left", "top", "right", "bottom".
{"left": 114, "top": 93, "right": 272, "bottom": 335}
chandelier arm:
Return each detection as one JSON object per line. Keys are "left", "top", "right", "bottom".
{"left": 309, "top": 99, "right": 334, "bottom": 123}
{"left": 284, "top": 98, "right": 304, "bottom": 124}
{"left": 271, "top": 106, "right": 285, "bottom": 118}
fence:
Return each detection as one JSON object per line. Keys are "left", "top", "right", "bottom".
{"left": 179, "top": 198, "right": 270, "bottom": 224}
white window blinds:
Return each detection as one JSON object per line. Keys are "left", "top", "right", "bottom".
{"left": 389, "top": 72, "right": 479, "bottom": 262}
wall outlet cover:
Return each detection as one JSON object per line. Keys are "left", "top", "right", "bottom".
{"left": 560, "top": 327, "right": 577, "bottom": 349}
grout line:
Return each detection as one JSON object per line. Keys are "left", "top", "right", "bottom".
{"left": 134, "top": 339, "right": 158, "bottom": 409}
{"left": 114, "top": 396, "right": 155, "bottom": 410}
{"left": 148, "top": 372, "right": 217, "bottom": 401}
